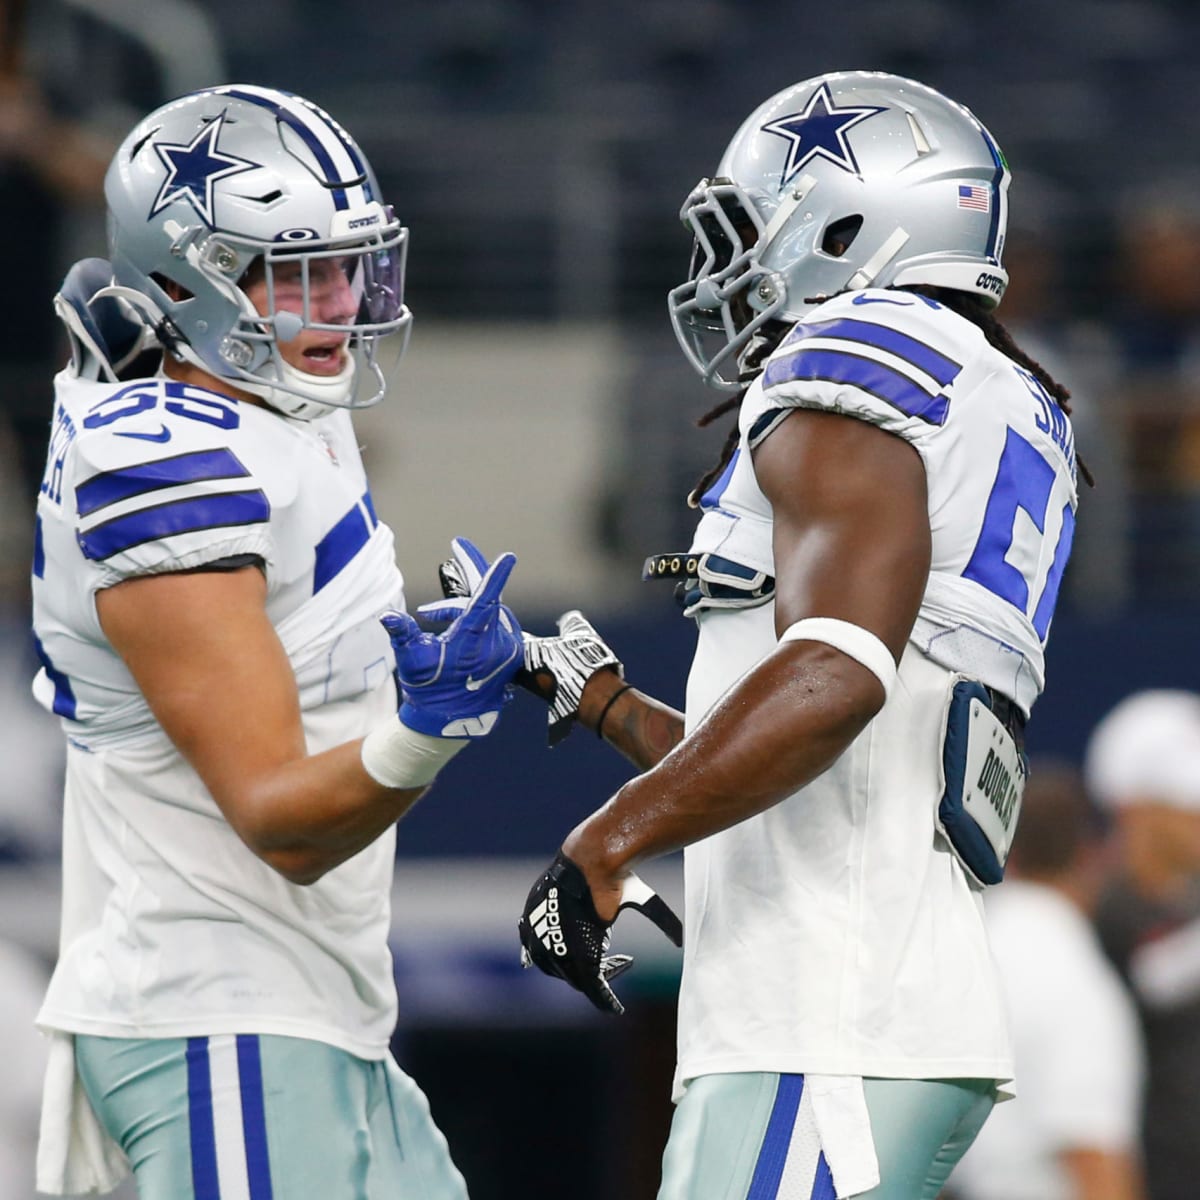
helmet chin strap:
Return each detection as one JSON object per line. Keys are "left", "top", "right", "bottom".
{"left": 213, "top": 299, "right": 356, "bottom": 420}
{"left": 237, "top": 350, "right": 357, "bottom": 421}
{"left": 844, "top": 227, "right": 911, "bottom": 292}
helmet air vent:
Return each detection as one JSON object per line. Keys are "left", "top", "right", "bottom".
{"left": 822, "top": 215, "right": 863, "bottom": 257}
{"left": 905, "top": 110, "right": 932, "bottom": 155}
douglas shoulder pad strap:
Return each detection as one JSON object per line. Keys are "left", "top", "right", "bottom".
{"left": 642, "top": 552, "right": 700, "bottom": 581}
{"left": 643, "top": 551, "right": 775, "bottom": 616}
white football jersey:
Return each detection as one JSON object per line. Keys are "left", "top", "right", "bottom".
{"left": 32, "top": 369, "right": 405, "bottom": 1059}
{"left": 689, "top": 287, "right": 1079, "bottom": 715}
{"left": 674, "top": 290, "right": 1077, "bottom": 1096}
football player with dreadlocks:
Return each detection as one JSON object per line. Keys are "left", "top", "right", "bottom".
{"left": 518, "top": 71, "right": 1084, "bottom": 1199}
{"left": 30, "top": 85, "right": 527, "bottom": 1199}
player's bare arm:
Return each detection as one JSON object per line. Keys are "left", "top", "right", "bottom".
{"left": 1060, "top": 1146, "right": 1146, "bottom": 1200}
{"left": 437, "top": 549, "right": 682, "bottom": 762}
{"left": 576, "top": 669, "right": 685, "bottom": 770}
{"left": 561, "top": 407, "right": 931, "bottom": 919}
{"left": 96, "top": 565, "right": 428, "bottom": 885}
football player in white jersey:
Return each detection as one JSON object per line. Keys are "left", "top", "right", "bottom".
{"left": 30, "top": 85, "right": 527, "bottom": 1199}
{"left": 518, "top": 71, "right": 1082, "bottom": 1199}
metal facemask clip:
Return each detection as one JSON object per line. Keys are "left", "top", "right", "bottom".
{"left": 760, "top": 173, "right": 819, "bottom": 252}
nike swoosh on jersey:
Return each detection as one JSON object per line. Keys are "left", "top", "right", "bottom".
{"left": 851, "top": 293, "right": 913, "bottom": 306}
{"left": 114, "top": 425, "right": 172, "bottom": 443}
{"left": 464, "top": 644, "right": 520, "bottom": 691}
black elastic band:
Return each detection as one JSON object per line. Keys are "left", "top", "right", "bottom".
{"left": 595, "top": 683, "right": 635, "bottom": 740}
{"left": 986, "top": 687, "right": 1027, "bottom": 751}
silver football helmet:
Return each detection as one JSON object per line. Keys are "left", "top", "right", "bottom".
{"left": 669, "top": 71, "right": 1011, "bottom": 390}
{"left": 102, "top": 84, "right": 411, "bottom": 420}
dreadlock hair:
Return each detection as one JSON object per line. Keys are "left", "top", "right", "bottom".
{"left": 910, "top": 285, "right": 1093, "bottom": 487}
{"left": 689, "top": 390, "right": 746, "bottom": 508}
{"left": 688, "top": 285, "right": 1092, "bottom": 503}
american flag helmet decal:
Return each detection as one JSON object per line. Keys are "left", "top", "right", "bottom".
{"left": 957, "top": 184, "right": 991, "bottom": 212}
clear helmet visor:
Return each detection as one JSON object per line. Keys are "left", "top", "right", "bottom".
{"left": 255, "top": 217, "right": 409, "bottom": 339}
{"left": 204, "top": 213, "right": 413, "bottom": 417}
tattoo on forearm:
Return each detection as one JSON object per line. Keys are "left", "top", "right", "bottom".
{"left": 609, "top": 698, "right": 685, "bottom": 770}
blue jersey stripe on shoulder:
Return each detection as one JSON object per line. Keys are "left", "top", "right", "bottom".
{"left": 765, "top": 346, "right": 951, "bottom": 425}
{"left": 763, "top": 345, "right": 950, "bottom": 424}
{"left": 313, "top": 494, "right": 374, "bottom": 593}
{"left": 789, "top": 316, "right": 962, "bottom": 385}
{"left": 78, "top": 490, "right": 270, "bottom": 561}
{"left": 76, "top": 448, "right": 251, "bottom": 517}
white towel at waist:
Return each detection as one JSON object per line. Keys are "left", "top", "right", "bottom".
{"left": 808, "top": 1074, "right": 881, "bottom": 1199}
{"left": 36, "top": 1032, "right": 130, "bottom": 1196}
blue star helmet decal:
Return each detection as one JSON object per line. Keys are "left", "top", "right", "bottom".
{"left": 148, "top": 112, "right": 259, "bottom": 227}
{"left": 761, "top": 83, "right": 888, "bottom": 187}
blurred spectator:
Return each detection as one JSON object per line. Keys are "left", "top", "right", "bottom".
{"left": 1087, "top": 691, "right": 1200, "bottom": 1200}
{"left": 1107, "top": 185, "right": 1200, "bottom": 602}
{"left": 0, "top": 937, "right": 49, "bottom": 1200}
{"left": 999, "top": 182, "right": 1131, "bottom": 615}
{"left": 948, "top": 760, "right": 1146, "bottom": 1200}
{"left": 0, "top": 0, "right": 226, "bottom": 570}
{"left": 0, "top": 616, "right": 62, "bottom": 859}
{"left": 0, "top": 0, "right": 108, "bottom": 542}
{"left": 0, "top": 0, "right": 227, "bottom": 846}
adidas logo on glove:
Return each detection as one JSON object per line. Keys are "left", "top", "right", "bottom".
{"left": 527, "top": 887, "right": 569, "bottom": 957}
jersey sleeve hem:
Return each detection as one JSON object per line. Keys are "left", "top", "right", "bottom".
{"left": 90, "top": 530, "right": 273, "bottom": 589}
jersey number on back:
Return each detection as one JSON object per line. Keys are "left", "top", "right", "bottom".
{"left": 962, "top": 369, "right": 1076, "bottom": 642}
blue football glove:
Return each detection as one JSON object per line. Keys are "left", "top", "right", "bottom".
{"left": 382, "top": 540, "right": 522, "bottom": 738}
{"left": 437, "top": 542, "right": 622, "bottom": 746}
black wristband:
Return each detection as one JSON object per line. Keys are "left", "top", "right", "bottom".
{"left": 595, "top": 683, "right": 635, "bottom": 741}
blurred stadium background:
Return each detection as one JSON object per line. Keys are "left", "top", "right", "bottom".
{"left": 2, "top": 1, "right": 1199, "bottom": 1196}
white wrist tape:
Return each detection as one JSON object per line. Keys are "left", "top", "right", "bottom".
{"left": 361, "top": 717, "right": 469, "bottom": 789}
{"left": 779, "top": 617, "right": 898, "bottom": 700}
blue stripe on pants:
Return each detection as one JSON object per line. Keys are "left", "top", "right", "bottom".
{"left": 237, "top": 1035, "right": 275, "bottom": 1200}
{"left": 187, "top": 1037, "right": 220, "bottom": 1199}
{"left": 746, "top": 1073, "right": 804, "bottom": 1200}
{"left": 813, "top": 1151, "right": 836, "bottom": 1200}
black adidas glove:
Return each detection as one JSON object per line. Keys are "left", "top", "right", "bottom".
{"left": 439, "top": 551, "right": 621, "bottom": 746}
{"left": 518, "top": 851, "right": 683, "bottom": 1015}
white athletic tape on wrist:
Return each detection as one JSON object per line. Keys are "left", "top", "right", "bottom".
{"left": 360, "top": 717, "right": 468, "bottom": 789}
{"left": 779, "top": 617, "right": 897, "bottom": 700}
